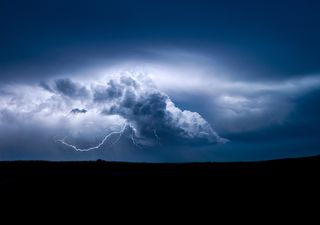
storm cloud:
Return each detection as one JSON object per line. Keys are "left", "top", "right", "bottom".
{"left": 0, "top": 72, "right": 226, "bottom": 160}
{"left": 96, "top": 75, "right": 226, "bottom": 145}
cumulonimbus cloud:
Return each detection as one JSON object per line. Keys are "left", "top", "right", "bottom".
{"left": 94, "top": 74, "right": 227, "bottom": 145}
{"left": 0, "top": 72, "right": 226, "bottom": 156}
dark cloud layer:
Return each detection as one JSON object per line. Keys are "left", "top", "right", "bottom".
{"left": 1, "top": 0, "right": 320, "bottom": 83}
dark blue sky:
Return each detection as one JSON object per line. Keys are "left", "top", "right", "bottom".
{"left": 0, "top": 0, "right": 320, "bottom": 161}
{"left": 1, "top": 0, "right": 320, "bottom": 77}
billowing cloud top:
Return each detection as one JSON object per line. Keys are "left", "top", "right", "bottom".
{"left": 93, "top": 74, "right": 226, "bottom": 145}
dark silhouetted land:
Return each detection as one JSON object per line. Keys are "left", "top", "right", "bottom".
{"left": 1, "top": 155, "right": 320, "bottom": 191}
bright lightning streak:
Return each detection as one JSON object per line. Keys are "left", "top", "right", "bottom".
{"left": 58, "top": 124, "right": 127, "bottom": 152}
{"left": 109, "top": 124, "right": 127, "bottom": 147}
{"left": 130, "top": 127, "right": 142, "bottom": 149}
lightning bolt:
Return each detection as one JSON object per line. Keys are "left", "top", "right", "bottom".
{"left": 130, "top": 126, "right": 142, "bottom": 149}
{"left": 109, "top": 124, "right": 127, "bottom": 147}
{"left": 57, "top": 124, "right": 127, "bottom": 152}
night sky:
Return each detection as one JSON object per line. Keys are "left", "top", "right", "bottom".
{"left": 0, "top": 0, "right": 320, "bottom": 162}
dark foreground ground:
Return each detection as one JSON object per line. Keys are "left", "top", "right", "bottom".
{"left": 1, "top": 155, "right": 320, "bottom": 190}
{"left": 2, "top": 157, "right": 318, "bottom": 213}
